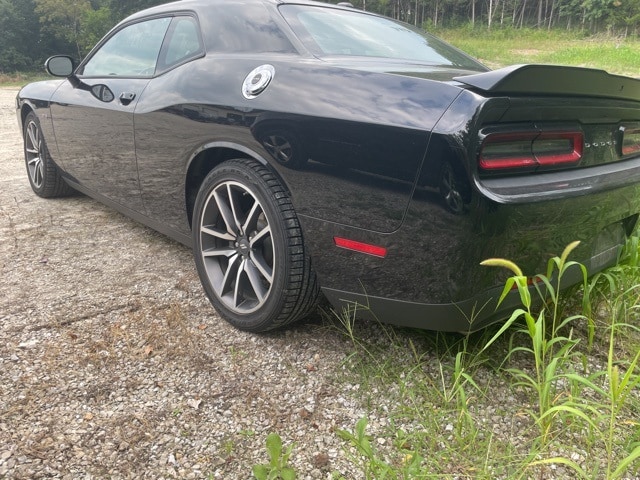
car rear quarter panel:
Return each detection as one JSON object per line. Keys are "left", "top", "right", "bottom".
{"left": 304, "top": 88, "right": 640, "bottom": 331}
{"left": 133, "top": 55, "right": 463, "bottom": 235}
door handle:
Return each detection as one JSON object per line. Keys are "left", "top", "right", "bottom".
{"left": 119, "top": 92, "right": 136, "bottom": 105}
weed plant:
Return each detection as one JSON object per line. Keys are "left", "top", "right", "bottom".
{"left": 480, "top": 241, "right": 590, "bottom": 446}
{"left": 330, "top": 237, "right": 640, "bottom": 478}
{"left": 252, "top": 433, "right": 296, "bottom": 480}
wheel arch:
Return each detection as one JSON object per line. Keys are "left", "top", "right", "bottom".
{"left": 184, "top": 141, "right": 290, "bottom": 228}
{"left": 19, "top": 103, "right": 36, "bottom": 137}
{"left": 418, "top": 134, "right": 469, "bottom": 188}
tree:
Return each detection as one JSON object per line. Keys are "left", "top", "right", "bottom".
{"left": 108, "top": 0, "right": 167, "bottom": 23}
{"left": 35, "top": 0, "right": 91, "bottom": 58}
{"left": 80, "top": 5, "right": 111, "bottom": 53}
{"left": 0, "top": 0, "right": 43, "bottom": 72}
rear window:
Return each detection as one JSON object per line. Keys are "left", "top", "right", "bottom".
{"left": 280, "top": 5, "right": 484, "bottom": 69}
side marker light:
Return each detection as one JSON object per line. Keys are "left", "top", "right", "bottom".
{"left": 334, "top": 237, "right": 387, "bottom": 258}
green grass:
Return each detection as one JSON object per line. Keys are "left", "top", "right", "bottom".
{"left": 325, "top": 235, "right": 640, "bottom": 478}
{"left": 435, "top": 27, "right": 640, "bottom": 77}
{"left": 0, "top": 72, "right": 50, "bottom": 88}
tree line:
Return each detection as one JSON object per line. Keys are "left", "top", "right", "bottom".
{"left": 0, "top": 0, "right": 166, "bottom": 72}
{"left": 1, "top": 0, "right": 639, "bottom": 73}
{"left": 356, "top": 0, "right": 640, "bottom": 33}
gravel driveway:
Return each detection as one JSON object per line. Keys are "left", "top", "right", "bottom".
{"left": 0, "top": 87, "right": 368, "bottom": 479}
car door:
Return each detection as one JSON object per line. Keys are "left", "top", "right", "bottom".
{"left": 49, "top": 17, "right": 172, "bottom": 212}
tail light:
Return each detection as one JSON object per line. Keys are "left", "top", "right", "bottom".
{"left": 480, "top": 131, "right": 583, "bottom": 171}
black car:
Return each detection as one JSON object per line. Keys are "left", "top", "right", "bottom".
{"left": 16, "top": 0, "right": 640, "bottom": 332}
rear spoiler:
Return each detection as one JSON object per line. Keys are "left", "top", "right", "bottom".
{"left": 454, "top": 64, "right": 640, "bottom": 102}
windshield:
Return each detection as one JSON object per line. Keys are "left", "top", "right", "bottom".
{"left": 280, "top": 5, "right": 485, "bottom": 70}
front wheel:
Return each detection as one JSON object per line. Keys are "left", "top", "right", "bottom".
{"left": 192, "top": 159, "right": 319, "bottom": 331}
{"left": 23, "top": 111, "right": 74, "bottom": 198}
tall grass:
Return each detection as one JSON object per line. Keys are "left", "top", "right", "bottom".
{"left": 0, "top": 72, "right": 50, "bottom": 88}
{"left": 435, "top": 27, "right": 640, "bottom": 76}
{"left": 329, "top": 236, "right": 640, "bottom": 478}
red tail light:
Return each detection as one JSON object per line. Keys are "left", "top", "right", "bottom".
{"left": 480, "top": 131, "right": 583, "bottom": 171}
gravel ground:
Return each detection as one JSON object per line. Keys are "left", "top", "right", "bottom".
{"left": 0, "top": 87, "right": 372, "bottom": 479}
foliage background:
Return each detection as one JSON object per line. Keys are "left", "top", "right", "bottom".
{"left": 0, "top": 0, "right": 166, "bottom": 72}
{"left": 1, "top": 0, "right": 639, "bottom": 73}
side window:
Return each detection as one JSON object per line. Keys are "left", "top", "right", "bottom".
{"left": 82, "top": 17, "right": 171, "bottom": 77}
{"left": 158, "top": 16, "right": 203, "bottom": 72}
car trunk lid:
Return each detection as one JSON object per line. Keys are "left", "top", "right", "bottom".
{"left": 454, "top": 64, "right": 640, "bottom": 102}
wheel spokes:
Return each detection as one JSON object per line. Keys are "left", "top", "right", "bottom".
{"left": 249, "top": 251, "right": 273, "bottom": 284}
{"left": 242, "top": 200, "right": 261, "bottom": 235}
{"left": 244, "top": 259, "right": 268, "bottom": 302}
{"left": 219, "top": 253, "right": 240, "bottom": 299}
{"left": 226, "top": 183, "right": 244, "bottom": 234}
{"left": 265, "top": 135, "right": 292, "bottom": 162}
{"left": 27, "top": 123, "right": 39, "bottom": 153}
{"left": 200, "top": 180, "right": 275, "bottom": 314}
{"left": 202, "top": 245, "right": 237, "bottom": 258}
{"left": 213, "top": 187, "right": 240, "bottom": 237}
{"left": 201, "top": 225, "right": 235, "bottom": 242}
{"left": 25, "top": 121, "right": 44, "bottom": 188}
{"left": 249, "top": 224, "right": 270, "bottom": 247}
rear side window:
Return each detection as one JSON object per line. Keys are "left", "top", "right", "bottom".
{"left": 158, "top": 16, "right": 204, "bottom": 72}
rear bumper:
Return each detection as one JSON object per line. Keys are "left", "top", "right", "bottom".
{"left": 322, "top": 238, "right": 621, "bottom": 332}
{"left": 477, "top": 156, "right": 640, "bottom": 204}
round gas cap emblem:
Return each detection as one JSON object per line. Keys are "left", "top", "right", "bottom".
{"left": 242, "top": 64, "right": 275, "bottom": 99}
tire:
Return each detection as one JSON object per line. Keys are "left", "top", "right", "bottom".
{"left": 23, "top": 111, "right": 74, "bottom": 198}
{"left": 192, "top": 159, "right": 319, "bottom": 331}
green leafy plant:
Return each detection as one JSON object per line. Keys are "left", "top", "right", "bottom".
{"left": 436, "top": 335, "right": 485, "bottom": 437}
{"left": 337, "top": 418, "right": 423, "bottom": 480}
{"left": 481, "top": 240, "right": 640, "bottom": 478}
{"left": 329, "top": 238, "right": 640, "bottom": 479}
{"left": 252, "top": 433, "right": 296, "bottom": 480}
{"left": 480, "top": 241, "right": 589, "bottom": 444}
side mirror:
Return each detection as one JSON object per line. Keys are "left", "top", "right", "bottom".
{"left": 45, "top": 56, "right": 74, "bottom": 77}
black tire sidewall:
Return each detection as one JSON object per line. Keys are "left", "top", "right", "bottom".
{"left": 22, "top": 111, "right": 72, "bottom": 198}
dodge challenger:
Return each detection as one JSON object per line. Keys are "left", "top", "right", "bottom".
{"left": 16, "top": 0, "right": 640, "bottom": 332}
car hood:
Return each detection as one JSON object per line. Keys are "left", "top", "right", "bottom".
{"left": 454, "top": 64, "right": 640, "bottom": 102}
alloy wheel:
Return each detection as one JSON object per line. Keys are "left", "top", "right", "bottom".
{"left": 199, "top": 180, "right": 274, "bottom": 314}
{"left": 25, "top": 120, "right": 44, "bottom": 189}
